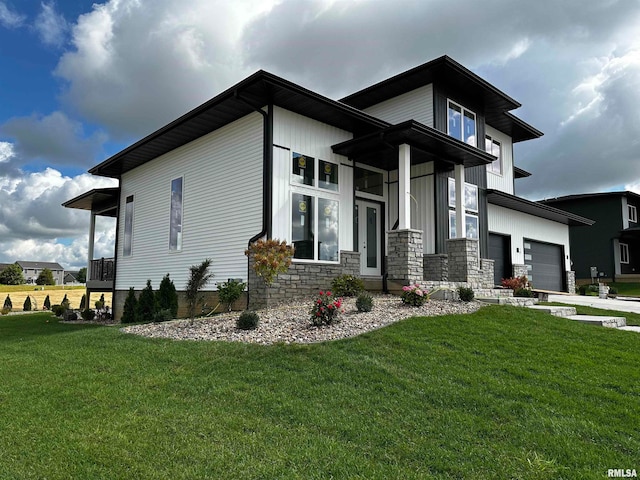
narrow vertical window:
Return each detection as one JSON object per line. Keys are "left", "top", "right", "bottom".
{"left": 292, "top": 153, "right": 314, "bottom": 186}
{"left": 170, "top": 177, "right": 183, "bottom": 251}
{"left": 485, "top": 135, "right": 502, "bottom": 175}
{"left": 292, "top": 193, "right": 314, "bottom": 260}
{"left": 123, "top": 195, "right": 134, "bottom": 257}
{"left": 628, "top": 204, "right": 637, "bottom": 223}
{"left": 318, "top": 198, "right": 339, "bottom": 261}
{"left": 620, "top": 243, "right": 630, "bottom": 264}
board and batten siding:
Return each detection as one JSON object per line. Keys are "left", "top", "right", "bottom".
{"left": 485, "top": 125, "right": 514, "bottom": 194}
{"left": 363, "top": 84, "right": 434, "bottom": 127}
{"left": 116, "top": 112, "right": 263, "bottom": 291}
{"left": 488, "top": 204, "right": 571, "bottom": 270}
{"left": 271, "top": 106, "right": 354, "bottom": 252}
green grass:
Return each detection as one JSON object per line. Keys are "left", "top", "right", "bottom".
{"left": 547, "top": 302, "right": 640, "bottom": 326}
{"left": 1, "top": 307, "right": 639, "bottom": 479}
{"left": 609, "top": 282, "right": 640, "bottom": 297}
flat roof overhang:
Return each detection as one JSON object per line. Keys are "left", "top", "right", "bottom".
{"left": 618, "top": 226, "right": 640, "bottom": 240}
{"left": 89, "top": 71, "right": 389, "bottom": 178}
{"left": 62, "top": 188, "right": 120, "bottom": 217}
{"left": 332, "top": 120, "right": 496, "bottom": 170}
{"left": 488, "top": 190, "right": 594, "bottom": 226}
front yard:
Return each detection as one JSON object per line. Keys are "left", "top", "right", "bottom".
{"left": 0, "top": 306, "right": 638, "bottom": 479}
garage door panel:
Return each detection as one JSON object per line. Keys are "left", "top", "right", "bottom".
{"left": 524, "top": 240, "right": 564, "bottom": 291}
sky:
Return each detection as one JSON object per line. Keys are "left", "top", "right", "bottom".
{"left": 1, "top": 0, "right": 639, "bottom": 269}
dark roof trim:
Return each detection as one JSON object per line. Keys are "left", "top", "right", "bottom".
{"left": 500, "top": 111, "right": 544, "bottom": 143}
{"left": 89, "top": 71, "right": 389, "bottom": 178}
{"left": 341, "top": 55, "right": 521, "bottom": 111}
{"left": 514, "top": 166, "right": 532, "bottom": 178}
{"left": 488, "top": 190, "right": 594, "bottom": 226}
{"left": 62, "top": 187, "right": 120, "bottom": 216}
{"left": 332, "top": 120, "right": 496, "bottom": 170}
{"left": 16, "top": 261, "right": 64, "bottom": 270}
{"left": 541, "top": 191, "right": 640, "bottom": 203}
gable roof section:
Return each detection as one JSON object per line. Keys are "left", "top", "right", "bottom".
{"left": 90, "top": 71, "right": 389, "bottom": 178}
{"left": 488, "top": 190, "right": 594, "bottom": 226}
{"left": 340, "top": 55, "right": 542, "bottom": 143}
{"left": 16, "top": 261, "right": 64, "bottom": 271}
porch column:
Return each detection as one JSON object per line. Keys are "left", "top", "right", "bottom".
{"left": 454, "top": 163, "right": 466, "bottom": 238}
{"left": 87, "top": 212, "right": 96, "bottom": 274}
{"left": 398, "top": 143, "right": 411, "bottom": 230}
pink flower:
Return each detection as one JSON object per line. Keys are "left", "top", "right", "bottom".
{"left": 319, "top": 291, "right": 324, "bottom": 296}
{"left": 402, "top": 286, "right": 411, "bottom": 292}
{"left": 415, "top": 289, "right": 423, "bottom": 297}
{"left": 326, "top": 291, "right": 332, "bottom": 296}
{"left": 317, "top": 299, "right": 322, "bottom": 304}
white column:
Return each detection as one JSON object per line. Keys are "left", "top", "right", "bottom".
{"left": 398, "top": 143, "right": 411, "bottom": 230}
{"left": 455, "top": 163, "right": 466, "bottom": 238}
{"left": 88, "top": 212, "right": 96, "bottom": 277}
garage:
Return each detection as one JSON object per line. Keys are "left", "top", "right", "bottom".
{"left": 524, "top": 239, "right": 564, "bottom": 292}
{"left": 489, "top": 233, "right": 511, "bottom": 286}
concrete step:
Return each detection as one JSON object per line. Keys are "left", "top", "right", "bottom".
{"left": 527, "top": 305, "right": 577, "bottom": 316}
{"left": 619, "top": 326, "right": 640, "bottom": 333}
{"left": 565, "top": 315, "right": 627, "bottom": 328}
{"left": 479, "top": 297, "right": 538, "bottom": 306}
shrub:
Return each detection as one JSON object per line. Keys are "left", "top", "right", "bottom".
{"left": 331, "top": 274, "right": 365, "bottom": 297}
{"left": 95, "top": 293, "right": 106, "bottom": 310}
{"left": 0, "top": 307, "right": 10, "bottom": 315}
{"left": 121, "top": 287, "right": 138, "bottom": 324}
{"left": 514, "top": 288, "right": 534, "bottom": 298}
{"left": 156, "top": 274, "right": 179, "bottom": 318}
{"left": 218, "top": 279, "right": 246, "bottom": 311}
{"left": 36, "top": 268, "right": 55, "bottom": 285}
{"left": 609, "top": 286, "right": 619, "bottom": 295}
{"left": 501, "top": 276, "right": 531, "bottom": 290}
{"left": 79, "top": 294, "right": 86, "bottom": 310}
{"left": 153, "top": 309, "right": 174, "bottom": 323}
{"left": 457, "top": 286, "right": 475, "bottom": 302}
{"left": 185, "top": 259, "right": 213, "bottom": 321}
{"left": 356, "top": 292, "right": 374, "bottom": 312}
{"left": 51, "top": 304, "right": 65, "bottom": 316}
{"left": 23, "top": 296, "right": 32, "bottom": 312}
{"left": 0, "top": 264, "right": 24, "bottom": 285}
{"left": 136, "top": 280, "right": 157, "bottom": 322}
{"left": 43, "top": 295, "right": 51, "bottom": 310}
{"left": 63, "top": 310, "right": 78, "bottom": 321}
{"left": 61, "top": 294, "right": 70, "bottom": 310}
{"left": 245, "top": 239, "right": 294, "bottom": 286}
{"left": 81, "top": 309, "right": 95, "bottom": 321}
{"left": 310, "top": 291, "right": 342, "bottom": 326}
{"left": 578, "top": 285, "right": 587, "bottom": 295}
{"left": 589, "top": 284, "right": 599, "bottom": 293}
{"left": 237, "top": 310, "right": 260, "bottom": 330}
{"left": 401, "top": 284, "right": 427, "bottom": 307}
{"left": 3, "top": 294, "right": 12, "bottom": 311}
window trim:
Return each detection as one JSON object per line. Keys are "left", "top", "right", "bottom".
{"left": 628, "top": 204, "right": 637, "bottom": 223}
{"left": 447, "top": 99, "right": 477, "bottom": 147}
{"left": 123, "top": 195, "right": 134, "bottom": 257}
{"left": 620, "top": 242, "right": 630, "bottom": 264}
{"left": 447, "top": 178, "right": 479, "bottom": 239}
{"left": 291, "top": 152, "right": 340, "bottom": 194}
{"left": 485, "top": 134, "right": 502, "bottom": 176}
{"left": 169, "top": 176, "right": 184, "bottom": 252}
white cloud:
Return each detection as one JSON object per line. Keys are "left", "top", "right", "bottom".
{"left": 35, "top": 1, "right": 68, "bottom": 47}
{"left": 0, "top": 141, "right": 13, "bottom": 163}
{"left": 0, "top": 1, "right": 25, "bottom": 28}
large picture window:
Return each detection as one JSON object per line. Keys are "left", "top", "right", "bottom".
{"left": 485, "top": 135, "right": 502, "bottom": 175}
{"left": 169, "top": 177, "right": 183, "bottom": 251}
{"left": 291, "top": 152, "right": 340, "bottom": 262}
{"left": 448, "top": 178, "right": 479, "bottom": 239}
{"left": 123, "top": 195, "right": 134, "bottom": 257}
{"left": 448, "top": 100, "right": 476, "bottom": 146}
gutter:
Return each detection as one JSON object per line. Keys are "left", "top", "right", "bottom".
{"left": 233, "top": 91, "right": 273, "bottom": 309}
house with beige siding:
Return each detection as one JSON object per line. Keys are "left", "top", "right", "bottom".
{"left": 64, "top": 56, "right": 591, "bottom": 319}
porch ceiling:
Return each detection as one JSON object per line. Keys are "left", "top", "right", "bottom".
{"left": 331, "top": 120, "right": 496, "bottom": 171}
{"left": 619, "top": 226, "right": 640, "bottom": 240}
{"left": 62, "top": 188, "right": 119, "bottom": 217}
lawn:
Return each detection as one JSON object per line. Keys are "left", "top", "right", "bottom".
{"left": 547, "top": 302, "right": 640, "bottom": 327}
{"left": 0, "top": 306, "right": 638, "bottom": 479}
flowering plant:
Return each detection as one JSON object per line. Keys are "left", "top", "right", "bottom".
{"left": 310, "top": 291, "right": 343, "bottom": 326}
{"left": 401, "top": 283, "right": 428, "bottom": 307}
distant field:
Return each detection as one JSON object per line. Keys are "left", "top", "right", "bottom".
{"left": 0, "top": 285, "right": 112, "bottom": 311}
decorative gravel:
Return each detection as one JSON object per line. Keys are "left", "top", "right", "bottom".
{"left": 120, "top": 294, "right": 482, "bottom": 344}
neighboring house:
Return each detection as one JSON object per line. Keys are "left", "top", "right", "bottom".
{"left": 541, "top": 192, "right": 640, "bottom": 282}
{"left": 16, "top": 261, "right": 65, "bottom": 285}
{"left": 64, "top": 271, "right": 80, "bottom": 284}
{"left": 65, "top": 55, "right": 591, "bottom": 320}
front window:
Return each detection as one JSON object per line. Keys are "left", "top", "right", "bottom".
{"left": 628, "top": 204, "right": 637, "bottom": 223}
{"left": 621, "top": 243, "right": 630, "bottom": 264}
{"left": 448, "top": 100, "right": 476, "bottom": 146}
{"left": 169, "top": 177, "right": 183, "bottom": 251}
{"left": 354, "top": 167, "right": 384, "bottom": 196}
{"left": 485, "top": 135, "right": 502, "bottom": 175}
{"left": 123, "top": 195, "right": 134, "bottom": 257}
{"left": 291, "top": 152, "right": 340, "bottom": 262}
{"left": 448, "top": 178, "right": 479, "bottom": 239}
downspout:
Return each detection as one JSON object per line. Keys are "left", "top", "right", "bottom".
{"left": 234, "top": 91, "right": 272, "bottom": 309}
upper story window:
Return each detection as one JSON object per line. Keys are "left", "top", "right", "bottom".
{"left": 448, "top": 100, "right": 476, "bottom": 147}
{"left": 628, "top": 204, "right": 637, "bottom": 223}
{"left": 485, "top": 135, "right": 502, "bottom": 175}
{"left": 123, "top": 195, "right": 134, "bottom": 257}
{"left": 169, "top": 177, "right": 183, "bottom": 251}
{"left": 290, "top": 152, "right": 340, "bottom": 262}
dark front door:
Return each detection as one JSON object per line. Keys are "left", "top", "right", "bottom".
{"left": 489, "top": 233, "right": 511, "bottom": 286}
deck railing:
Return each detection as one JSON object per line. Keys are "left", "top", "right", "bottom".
{"left": 90, "top": 257, "right": 115, "bottom": 282}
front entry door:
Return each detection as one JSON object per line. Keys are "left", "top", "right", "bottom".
{"left": 355, "top": 200, "right": 382, "bottom": 276}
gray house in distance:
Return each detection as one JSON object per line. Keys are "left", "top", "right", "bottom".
{"left": 16, "top": 261, "right": 65, "bottom": 285}
{"left": 542, "top": 192, "right": 640, "bottom": 282}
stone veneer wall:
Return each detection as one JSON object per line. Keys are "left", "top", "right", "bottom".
{"left": 247, "top": 251, "right": 360, "bottom": 310}
{"left": 424, "top": 254, "right": 448, "bottom": 281}
{"left": 566, "top": 270, "right": 576, "bottom": 294}
{"left": 445, "top": 238, "right": 494, "bottom": 289}
{"left": 513, "top": 264, "right": 528, "bottom": 278}
{"left": 387, "top": 229, "right": 423, "bottom": 285}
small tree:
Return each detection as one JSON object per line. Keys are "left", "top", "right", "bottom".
{"left": 79, "top": 294, "right": 86, "bottom": 310}
{"left": 217, "top": 279, "right": 245, "bottom": 312}
{"left": 3, "top": 295, "right": 12, "bottom": 311}
{"left": 156, "top": 273, "right": 179, "bottom": 318}
{"left": 121, "top": 287, "right": 138, "bottom": 324}
{"left": 36, "top": 268, "right": 55, "bottom": 285}
{"left": 136, "top": 280, "right": 157, "bottom": 322}
{"left": 185, "top": 259, "right": 213, "bottom": 321}
{"left": 43, "top": 295, "right": 51, "bottom": 310}
{"left": 0, "top": 264, "right": 24, "bottom": 285}
{"left": 61, "top": 294, "right": 69, "bottom": 309}
{"left": 77, "top": 267, "right": 87, "bottom": 283}
{"left": 95, "top": 293, "right": 105, "bottom": 310}
{"left": 245, "top": 239, "right": 294, "bottom": 286}
{"left": 23, "top": 296, "right": 32, "bottom": 312}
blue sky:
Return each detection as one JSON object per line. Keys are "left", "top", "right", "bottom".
{"left": 1, "top": 0, "right": 639, "bottom": 269}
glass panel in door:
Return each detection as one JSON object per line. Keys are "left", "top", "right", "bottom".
{"left": 356, "top": 200, "right": 381, "bottom": 276}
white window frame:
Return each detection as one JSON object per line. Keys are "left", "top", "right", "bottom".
{"left": 485, "top": 134, "right": 502, "bottom": 175}
{"left": 628, "top": 204, "right": 637, "bottom": 223}
{"left": 447, "top": 99, "right": 477, "bottom": 147}
{"left": 290, "top": 152, "right": 340, "bottom": 263}
{"left": 620, "top": 243, "right": 630, "bottom": 264}
{"left": 447, "top": 178, "right": 479, "bottom": 239}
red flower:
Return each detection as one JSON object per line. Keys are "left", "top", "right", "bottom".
{"left": 326, "top": 291, "right": 332, "bottom": 296}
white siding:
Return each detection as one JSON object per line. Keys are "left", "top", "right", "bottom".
{"left": 364, "top": 84, "right": 434, "bottom": 126}
{"left": 485, "top": 125, "right": 514, "bottom": 194}
{"left": 116, "top": 113, "right": 263, "bottom": 290}
{"left": 488, "top": 204, "right": 571, "bottom": 270}
{"left": 271, "top": 106, "right": 354, "bottom": 253}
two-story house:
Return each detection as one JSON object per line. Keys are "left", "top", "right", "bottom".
{"left": 16, "top": 261, "right": 65, "bottom": 285}
{"left": 64, "top": 56, "right": 591, "bottom": 319}
{"left": 541, "top": 192, "right": 640, "bottom": 282}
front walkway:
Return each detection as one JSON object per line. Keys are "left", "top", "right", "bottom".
{"left": 547, "top": 294, "right": 640, "bottom": 332}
